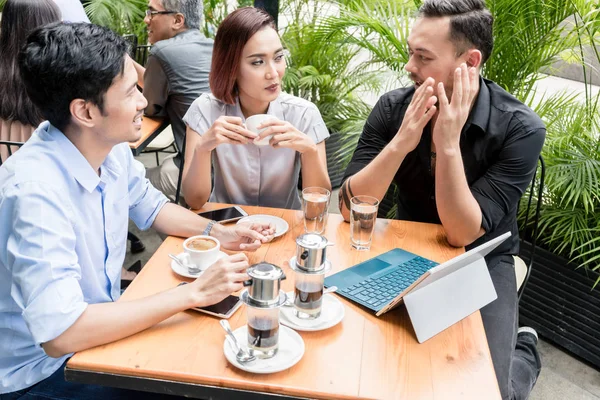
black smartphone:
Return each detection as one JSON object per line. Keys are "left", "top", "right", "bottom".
{"left": 192, "top": 295, "right": 243, "bottom": 318}
{"left": 197, "top": 206, "right": 248, "bottom": 224}
{"left": 178, "top": 282, "right": 243, "bottom": 318}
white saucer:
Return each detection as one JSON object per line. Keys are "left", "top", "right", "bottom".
{"left": 237, "top": 214, "right": 289, "bottom": 238}
{"left": 170, "top": 251, "right": 227, "bottom": 278}
{"left": 280, "top": 294, "right": 345, "bottom": 331}
{"left": 223, "top": 324, "right": 304, "bottom": 374}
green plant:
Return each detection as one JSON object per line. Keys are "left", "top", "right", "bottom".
{"left": 519, "top": 91, "right": 600, "bottom": 278}
{"left": 280, "top": 0, "right": 384, "bottom": 183}
{"left": 83, "top": 0, "right": 147, "bottom": 41}
{"left": 514, "top": 2, "right": 600, "bottom": 280}
{"left": 203, "top": 0, "right": 252, "bottom": 38}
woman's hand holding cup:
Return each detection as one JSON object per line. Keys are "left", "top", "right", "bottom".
{"left": 255, "top": 119, "right": 317, "bottom": 154}
{"left": 199, "top": 116, "right": 257, "bottom": 151}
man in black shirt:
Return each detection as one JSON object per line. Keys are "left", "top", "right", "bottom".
{"left": 339, "top": 1, "right": 544, "bottom": 398}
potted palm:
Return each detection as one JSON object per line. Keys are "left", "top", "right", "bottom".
{"left": 518, "top": 94, "right": 600, "bottom": 368}
{"left": 280, "top": 0, "right": 382, "bottom": 188}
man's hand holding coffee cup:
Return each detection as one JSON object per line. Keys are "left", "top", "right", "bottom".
{"left": 187, "top": 253, "right": 250, "bottom": 307}
{"left": 211, "top": 222, "right": 275, "bottom": 251}
{"left": 198, "top": 116, "right": 257, "bottom": 151}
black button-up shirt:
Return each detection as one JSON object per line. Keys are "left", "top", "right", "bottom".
{"left": 343, "top": 78, "right": 546, "bottom": 258}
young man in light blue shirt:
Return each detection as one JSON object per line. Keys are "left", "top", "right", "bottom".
{"left": 0, "top": 23, "right": 273, "bottom": 399}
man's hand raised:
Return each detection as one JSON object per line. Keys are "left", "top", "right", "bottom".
{"left": 392, "top": 77, "right": 438, "bottom": 153}
{"left": 433, "top": 63, "right": 479, "bottom": 152}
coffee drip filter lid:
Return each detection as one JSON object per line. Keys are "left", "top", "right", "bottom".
{"left": 296, "top": 233, "right": 329, "bottom": 250}
{"left": 247, "top": 262, "right": 284, "bottom": 281}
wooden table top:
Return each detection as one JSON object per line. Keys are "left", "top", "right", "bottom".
{"left": 129, "top": 116, "right": 165, "bottom": 151}
{"left": 67, "top": 204, "right": 500, "bottom": 400}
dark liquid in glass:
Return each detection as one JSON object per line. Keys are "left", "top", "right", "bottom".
{"left": 248, "top": 320, "right": 279, "bottom": 349}
{"left": 294, "top": 283, "right": 323, "bottom": 311}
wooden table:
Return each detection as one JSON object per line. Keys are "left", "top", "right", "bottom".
{"left": 66, "top": 205, "right": 500, "bottom": 400}
{"left": 129, "top": 116, "right": 168, "bottom": 156}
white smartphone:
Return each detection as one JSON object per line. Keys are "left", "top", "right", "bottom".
{"left": 196, "top": 206, "right": 248, "bottom": 224}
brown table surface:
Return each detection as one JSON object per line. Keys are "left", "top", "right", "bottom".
{"left": 129, "top": 116, "right": 167, "bottom": 155}
{"left": 66, "top": 204, "right": 500, "bottom": 400}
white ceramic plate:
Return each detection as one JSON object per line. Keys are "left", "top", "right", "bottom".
{"left": 223, "top": 324, "right": 304, "bottom": 374}
{"left": 236, "top": 214, "right": 289, "bottom": 238}
{"left": 280, "top": 294, "right": 345, "bottom": 332}
{"left": 170, "top": 251, "right": 227, "bottom": 279}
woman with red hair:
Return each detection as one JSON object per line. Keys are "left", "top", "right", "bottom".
{"left": 182, "top": 7, "right": 331, "bottom": 210}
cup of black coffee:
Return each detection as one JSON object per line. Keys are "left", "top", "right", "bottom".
{"left": 293, "top": 273, "right": 325, "bottom": 320}
{"left": 246, "top": 307, "right": 280, "bottom": 359}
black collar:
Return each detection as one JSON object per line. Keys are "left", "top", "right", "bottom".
{"left": 464, "top": 77, "right": 491, "bottom": 134}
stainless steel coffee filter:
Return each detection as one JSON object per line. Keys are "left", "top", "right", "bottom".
{"left": 295, "top": 233, "right": 331, "bottom": 272}
{"left": 244, "top": 262, "right": 286, "bottom": 306}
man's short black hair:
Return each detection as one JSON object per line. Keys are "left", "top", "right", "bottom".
{"left": 18, "top": 23, "right": 129, "bottom": 131}
{"left": 418, "top": 0, "right": 494, "bottom": 64}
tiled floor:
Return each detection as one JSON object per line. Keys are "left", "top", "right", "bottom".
{"left": 126, "top": 74, "right": 600, "bottom": 400}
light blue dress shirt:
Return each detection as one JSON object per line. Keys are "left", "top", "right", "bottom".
{"left": 0, "top": 122, "right": 168, "bottom": 393}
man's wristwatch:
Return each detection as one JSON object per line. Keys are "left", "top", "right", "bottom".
{"left": 202, "top": 220, "right": 217, "bottom": 236}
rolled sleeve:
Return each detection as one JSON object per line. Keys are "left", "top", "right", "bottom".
{"left": 127, "top": 155, "right": 169, "bottom": 230}
{"left": 143, "top": 54, "right": 169, "bottom": 117}
{"left": 5, "top": 183, "right": 88, "bottom": 345}
{"left": 303, "top": 106, "right": 330, "bottom": 144}
{"left": 343, "top": 96, "right": 392, "bottom": 181}
{"left": 183, "top": 94, "right": 212, "bottom": 136}
{"left": 471, "top": 126, "right": 546, "bottom": 233}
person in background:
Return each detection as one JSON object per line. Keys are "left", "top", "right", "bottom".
{"left": 0, "top": 22, "right": 273, "bottom": 399}
{"left": 339, "top": 1, "right": 544, "bottom": 398}
{"left": 134, "top": 0, "right": 213, "bottom": 201}
{"left": 182, "top": 7, "right": 331, "bottom": 210}
{"left": 0, "top": 0, "right": 143, "bottom": 284}
{"left": 52, "top": 0, "right": 89, "bottom": 23}
{"left": 0, "top": 0, "right": 60, "bottom": 159}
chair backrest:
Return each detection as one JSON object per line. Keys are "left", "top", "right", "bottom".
{"left": 0, "top": 140, "right": 25, "bottom": 167}
{"left": 135, "top": 45, "right": 151, "bottom": 66}
{"left": 122, "top": 34, "right": 138, "bottom": 58}
{"left": 518, "top": 154, "right": 546, "bottom": 301}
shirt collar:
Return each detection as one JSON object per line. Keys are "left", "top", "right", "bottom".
{"left": 464, "top": 77, "right": 491, "bottom": 133}
{"left": 42, "top": 122, "right": 121, "bottom": 193}
{"left": 230, "top": 96, "right": 285, "bottom": 121}
{"left": 100, "top": 148, "right": 123, "bottom": 186}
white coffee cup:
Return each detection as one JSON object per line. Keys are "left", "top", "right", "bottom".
{"left": 245, "top": 114, "right": 278, "bottom": 146}
{"left": 183, "top": 235, "right": 221, "bottom": 271}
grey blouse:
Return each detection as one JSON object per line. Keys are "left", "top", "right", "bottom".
{"left": 183, "top": 93, "right": 329, "bottom": 210}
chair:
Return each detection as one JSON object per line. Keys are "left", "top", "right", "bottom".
{"left": 0, "top": 140, "right": 24, "bottom": 166}
{"left": 515, "top": 155, "right": 545, "bottom": 302}
{"left": 122, "top": 34, "right": 138, "bottom": 59}
{"left": 174, "top": 128, "right": 186, "bottom": 205}
{"left": 135, "top": 45, "right": 151, "bottom": 66}
{"left": 142, "top": 124, "right": 177, "bottom": 166}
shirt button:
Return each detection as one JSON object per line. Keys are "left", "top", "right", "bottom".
{"left": 430, "top": 196, "right": 435, "bottom": 200}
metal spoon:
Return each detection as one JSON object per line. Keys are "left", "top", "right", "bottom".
{"left": 219, "top": 320, "right": 256, "bottom": 364}
{"left": 283, "top": 285, "right": 338, "bottom": 307}
{"left": 168, "top": 253, "right": 201, "bottom": 275}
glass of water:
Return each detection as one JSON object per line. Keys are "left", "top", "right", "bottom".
{"left": 350, "top": 195, "right": 379, "bottom": 250}
{"left": 302, "top": 187, "right": 330, "bottom": 234}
